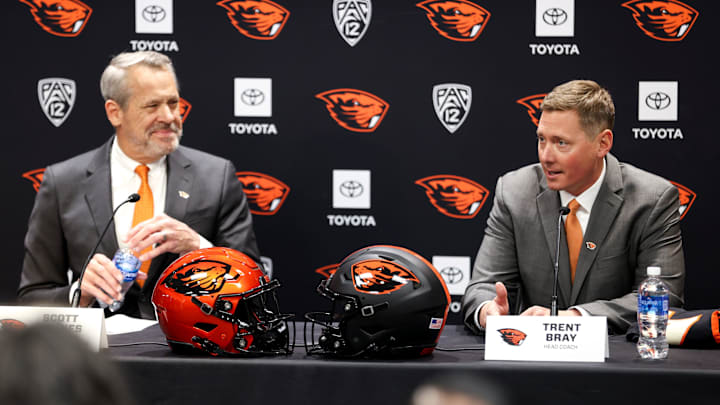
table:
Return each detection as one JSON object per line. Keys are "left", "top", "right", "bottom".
{"left": 109, "top": 324, "right": 720, "bottom": 405}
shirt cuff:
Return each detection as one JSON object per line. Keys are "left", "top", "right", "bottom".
{"left": 473, "top": 300, "right": 492, "bottom": 331}
{"left": 198, "top": 235, "right": 213, "bottom": 249}
{"left": 569, "top": 305, "right": 590, "bottom": 316}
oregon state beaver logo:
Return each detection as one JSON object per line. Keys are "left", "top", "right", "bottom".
{"left": 351, "top": 259, "right": 420, "bottom": 294}
{"left": 0, "top": 319, "right": 26, "bottom": 330}
{"left": 19, "top": 0, "right": 92, "bottom": 37}
{"left": 621, "top": 0, "right": 699, "bottom": 42}
{"left": 315, "top": 263, "right": 340, "bottom": 279}
{"left": 235, "top": 172, "right": 290, "bottom": 216}
{"left": 179, "top": 98, "right": 192, "bottom": 123}
{"left": 670, "top": 181, "right": 696, "bottom": 220}
{"left": 316, "top": 89, "right": 389, "bottom": 133}
{"left": 416, "top": 175, "right": 489, "bottom": 219}
{"left": 498, "top": 328, "right": 527, "bottom": 346}
{"left": 217, "top": 0, "right": 290, "bottom": 40}
{"left": 164, "top": 260, "right": 237, "bottom": 295}
{"left": 22, "top": 168, "right": 45, "bottom": 192}
{"left": 416, "top": 0, "right": 491, "bottom": 42}
{"left": 516, "top": 94, "right": 547, "bottom": 127}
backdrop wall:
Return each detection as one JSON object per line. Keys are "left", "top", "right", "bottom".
{"left": 3, "top": 0, "right": 717, "bottom": 323}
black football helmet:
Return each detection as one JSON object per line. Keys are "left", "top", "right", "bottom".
{"left": 304, "top": 245, "right": 450, "bottom": 357}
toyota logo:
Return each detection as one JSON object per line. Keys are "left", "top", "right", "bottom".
{"left": 439, "top": 266, "right": 464, "bottom": 284}
{"left": 241, "top": 88, "right": 265, "bottom": 106}
{"left": 339, "top": 181, "right": 364, "bottom": 198}
{"left": 542, "top": 8, "right": 567, "bottom": 26}
{"left": 645, "top": 92, "right": 671, "bottom": 110}
{"left": 142, "top": 5, "right": 166, "bottom": 23}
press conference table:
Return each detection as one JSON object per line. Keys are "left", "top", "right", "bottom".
{"left": 109, "top": 324, "right": 719, "bottom": 405}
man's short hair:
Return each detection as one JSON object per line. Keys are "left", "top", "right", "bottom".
{"left": 100, "top": 51, "right": 177, "bottom": 108}
{"left": 541, "top": 79, "right": 615, "bottom": 137}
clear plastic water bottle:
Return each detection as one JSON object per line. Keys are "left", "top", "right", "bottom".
{"left": 637, "top": 266, "right": 669, "bottom": 359}
{"left": 99, "top": 248, "right": 141, "bottom": 312}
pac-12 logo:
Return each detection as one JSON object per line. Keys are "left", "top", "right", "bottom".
{"left": 433, "top": 83, "right": 472, "bottom": 134}
{"left": 621, "top": 0, "right": 699, "bottom": 42}
{"left": 516, "top": 94, "right": 547, "bottom": 127}
{"left": 316, "top": 89, "right": 389, "bottom": 133}
{"left": 19, "top": 0, "right": 93, "bottom": 37}
{"left": 498, "top": 328, "right": 527, "bottom": 346}
{"left": 416, "top": 0, "right": 491, "bottom": 42}
{"left": 217, "top": 0, "right": 290, "bottom": 40}
{"left": 670, "top": 181, "right": 696, "bottom": 220}
{"left": 235, "top": 172, "right": 290, "bottom": 216}
{"left": 38, "top": 78, "right": 76, "bottom": 127}
{"left": 333, "top": 0, "right": 371, "bottom": 47}
{"left": 416, "top": 175, "right": 489, "bottom": 219}
{"left": 351, "top": 259, "right": 420, "bottom": 294}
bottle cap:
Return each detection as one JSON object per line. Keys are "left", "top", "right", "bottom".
{"left": 646, "top": 266, "right": 661, "bottom": 276}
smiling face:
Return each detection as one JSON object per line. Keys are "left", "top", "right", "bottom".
{"left": 105, "top": 65, "right": 182, "bottom": 164}
{"left": 536, "top": 110, "right": 612, "bottom": 196}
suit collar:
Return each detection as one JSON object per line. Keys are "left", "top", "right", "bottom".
{"left": 83, "top": 138, "right": 117, "bottom": 256}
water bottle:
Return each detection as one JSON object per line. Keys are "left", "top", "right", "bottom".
{"left": 99, "top": 248, "right": 141, "bottom": 312}
{"left": 637, "top": 266, "right": 669, "bottom": 359}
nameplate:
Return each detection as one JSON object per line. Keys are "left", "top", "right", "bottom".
{"left": 0, "top": 306, "right": 107, "bottom": 352}
{"left": 485, "top": 315, "right": 608, "bottom": 362}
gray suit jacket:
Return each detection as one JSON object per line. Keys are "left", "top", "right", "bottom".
{"left": 462, "top": 154, "right": 685, "bottom": 334}
{"left": 18, "top": 138, "right": 259, "bottom": 319}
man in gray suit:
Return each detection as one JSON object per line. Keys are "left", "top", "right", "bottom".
{"left": 18, "top": 51, "right": 259, "bottom": 319}
{"left": 463, "top": 80, "right": 685, "bottom": 334}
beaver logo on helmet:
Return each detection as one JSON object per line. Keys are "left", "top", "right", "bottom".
{"left": 516, "top": 93, "right": 547, "bottom": 127}
{"left": 351, "top": 259, "right": 420, "bottom": 294}
{"left": 19, "top": 0, "right": 92, "bottom": 37}
{"left": 236, "top": 172, "right": 290, "bottom": 215}
{"left": 415, "top": 175, "right": 489, "bottom": 219}
{"left": 416, "top": 0, "right": 491, "bottom": 42}
{"left": 22, "top": 168, "right": 45, "bottom": 193}
{"left": 670, "top": 181, "right": 696, "bottom": 220}
{"left": 316, "top": 89, "right": 389, "bottom": 133}
{"left": 164, "top": 260, "right": 235, "bottom": 296}
{"left": 498, "top": 328, "right": 527, "bottom": 346}
{"left": 217, "top": 0, "right": 290, "bottom": 40}
{"left": 621, "top": 0, "right": 699, "bottom": 42}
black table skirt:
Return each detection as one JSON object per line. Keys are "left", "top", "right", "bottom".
{"left": 108, "top": 324, "right": 720, "bottom": 405}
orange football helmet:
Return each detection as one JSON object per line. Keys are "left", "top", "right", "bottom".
{"left": 152, "top": 247, "right": 292, "bottom": 356}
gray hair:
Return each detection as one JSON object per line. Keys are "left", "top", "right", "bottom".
{"left": 100, "top": 51, "right": 177, "bottom": 108}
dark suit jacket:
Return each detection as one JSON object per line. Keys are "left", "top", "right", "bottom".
{"left": 462, "top": 154, "right": 685, "bottom": 334}
{"left": 18, "top": 138, "right": 259, "bottom": 319}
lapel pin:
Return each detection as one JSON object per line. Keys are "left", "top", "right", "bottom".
{"left": 178, "top": 190, "right": 190, "bottom": 199}
{"left": 585, "top": 241, "right": 597, "bottom": 250}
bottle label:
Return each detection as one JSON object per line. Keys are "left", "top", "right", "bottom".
{"left": 638, "top": 295, "right": 669, "bottom": 316}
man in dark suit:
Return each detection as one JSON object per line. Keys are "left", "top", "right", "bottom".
{"left": 462, "top": 80, "right": 685, "bottom": 334}
{"left": 18, "top": 51, "right": 259, "bottom": 319}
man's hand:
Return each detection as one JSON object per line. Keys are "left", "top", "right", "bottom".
{"left": 520, "top": 306, "right": 581, "bottom": 317}
{"left": 79, "top": 253, "right": 148, "bottom": 307}
{"left": 124, "top": 213, "right": 202, "bottom": 262}
{"left": 478, "top": 282, "right": 510, "bottom": 328}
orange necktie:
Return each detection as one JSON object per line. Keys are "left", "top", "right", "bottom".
{"left": 565, "top": 199, "right": 583, "bottom": 284}
{"left": 132, "top": 165, "right": 154, "bottom": 288}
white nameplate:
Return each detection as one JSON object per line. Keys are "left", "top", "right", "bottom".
{"left": 0, "top": 306, "right": 107, "bottom": 352}
{"left": 485, "top": 315, "right": 608, "bottom": 362}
